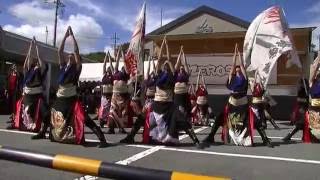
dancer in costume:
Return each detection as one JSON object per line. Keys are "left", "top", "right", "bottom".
{"left": 108, "top": 48, "right": 133, "bottom": 134}
{"left": 98, "top": 51, "right": 113, "bottom": 128}
{"left": 283, "top": 57, "right": 319, "bottom": 143}
{"left": 199, "top": 45, "right": 252, "bottom": 148}
{"left": 289, "top": 77, "right": 309, "bottom": 125}
{"left": 248, "top": 72, "right": 273, "bottom": 147}
{"left": 8, "top": 38, "right": 49, "bottom": 132}
{"left": 6, "top": 64, "right": 22, "bottom": 124}
{"left": 191, "top": 72, "right": 216, "bottom": 127}
{"left": 262, "top": 93, "right": 280, "bottom": 130}
{"left": 189, "top": 84, "right": 199, "bottom": 125}
{"left": 120, "top": 56, "right": 156, "bottom": 144}
{"left": 146, "top": 38, "right": 198, "bottom": 145}
{"left": 168, "top": 46, "right": 200, "bottom": 146}
{"left": 147, "top": 37, "right": 177, "bottom": 144}
{"left": 32, "top": 27, "right": 108, "bottom": 147}
{"left": 222, "top": 44, "right": 252, "bottom": 146}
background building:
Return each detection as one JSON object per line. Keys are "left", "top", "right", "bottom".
{"left": 145, "top": 5, "right": 316, "bottom": 119}
{"left": 0, "top": 27, "right": 94, "bottom": 88}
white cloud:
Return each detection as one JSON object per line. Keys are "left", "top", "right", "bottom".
{"left": 68, "top": 1, "right": 189, "bottom": 33}
{"left": 66, "top": 0, "right": 103, "bottom": 16}
{"left": 147, "top": 7, "right": 190, "bottom": 33}
{"left": 9, "top": 1, "right": 55, "bottom": 24}
{"left": 104, "top": 45, "right": 115, "bottom": 58}
{"left": 3, "top": 0, "right": 103, "bottom": 54}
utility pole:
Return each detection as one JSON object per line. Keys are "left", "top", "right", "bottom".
{"left": 45, "top": 26, "right": 49, "bottom": 44}
{"left": 43, "top": 0, "right": 64, "bottom": 103}
{"left": 53, "top": 0, "right": 65, "bottom": 47}
{"left": 111, "top": 32, "right": 120, "bottom": 57}
{"left": 44, "top": 0, "right": 65, "bottom": 47}
{"left": 318, "top": 34, "right": 320, "bottom": 51}
{"left": 160, "top": 8, "right": 163, "bottom": 27}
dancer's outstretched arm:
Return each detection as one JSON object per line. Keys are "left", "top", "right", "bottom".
{"left": 58, "top": 27, "right": 70, "bottom": 67}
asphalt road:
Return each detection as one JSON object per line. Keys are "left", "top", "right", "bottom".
{"left": 0, "top": 115, "right": 319, "bottom": 180}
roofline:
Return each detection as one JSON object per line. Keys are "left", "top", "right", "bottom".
{"left": 147, "top": 5, "right": 250, "bottom": 36}
{"left": 4, "top": 29, "right": 57, "bottom": 51}
{"left": 1, "top": 28, "right": 96, "bottom": 63}
{"left": 289, "top": 26, "right": 317, "bottom": 31}
{"left": 146, "top": 27, "right": 316, "bottom": 41}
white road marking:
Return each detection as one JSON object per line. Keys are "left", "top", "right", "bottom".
{"left": 73, "top": 127, "right": 208, "bottom": 180}
{"left": 126, "top": 144, "right": 154, "bottom": 149}
{"left": 116, "top": 145, "right": 164, "bottom": 165}
{"left": 178, "top": 126, "right": 207, "bottom": 140}
{"left": 0, "top": 129, "right": 36, "bottom": 135}
{"left": 267, "top": 121, "right": 290, "bottom": 124}
{"left": 160, "top": 147, "right": 320, "bottom": 165}
{"left": 115, "top": 126, "right": 208, "bottom": 165}
{"left": 124, "top": 144, "right": 320, "bottom": 165}
{"left": 0, "top": 128, "right": 302, "bottom": 142}
{"left": 0, "top": 129, "right": 112, "bottom": 143}
{"left": 253, "top": 135, "right": 301, "bottom": 141}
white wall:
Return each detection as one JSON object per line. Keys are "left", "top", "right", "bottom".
{"left": 186, "top": 54, "right": 277, "bottom": 85}
{"left": 166, "top": 13, "right": 246, "bottom": 35}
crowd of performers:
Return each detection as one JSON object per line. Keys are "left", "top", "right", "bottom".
{"left": 5, "top": 29, "right": 320, "bottom": 149}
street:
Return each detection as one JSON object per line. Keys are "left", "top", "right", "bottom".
{"left": 0, "top": 115, "right": 319, "bottom": 180}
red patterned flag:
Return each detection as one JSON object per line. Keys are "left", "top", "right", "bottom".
{"left": 125, "top": 2, "right": 146, "bottom": 76}
{"left": 264, "top": 6, "right": 281, "bottom": 24}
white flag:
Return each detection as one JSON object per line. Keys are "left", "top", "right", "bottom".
{"left": 243, "top": 6, "right": 301, "bottom": 88}
{"left": 125, "top": 2, "right": 146, "bottom": 76}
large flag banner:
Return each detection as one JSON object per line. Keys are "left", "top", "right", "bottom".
{"left": 125, "top": 2, "right": 146, "bottom": 76}
{"left": 243, "top": 6, "right": 301, "bottom": 88}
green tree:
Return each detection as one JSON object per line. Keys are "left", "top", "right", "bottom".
{"left": 120, "top": 42, "right": 130, "bottom": 53}
{"left": 82, "top": 52, "right": 105, "bottom": 62}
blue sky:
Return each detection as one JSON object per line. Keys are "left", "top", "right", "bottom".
{"left": 0, "top": 0, "right": 319, "bottom": 54}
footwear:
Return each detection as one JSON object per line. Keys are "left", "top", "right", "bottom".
{"left": 7, "top": 114, "right": 14, "bottom": 123}
{"left": 123, "top": 116, "right": 144, "bottom": 141}
{"left": 120, "top": 136, "right": 134, "bottom": 144}
{"left": 91, "top": 125, "right": 108, "bottom": 148}
{"left": 257, "top": 128, "right": 274, "bottom": 148}
{"left": 282, "top": 127, "right": 299, "bottom": 142}
{"left": 186, "top": 128, "right": 200, "bottom": 145}
{"left": 282, "top": 135, "right": 291, "bottom": 142}
{"left": 6, "top": 125, "right": 14, "bottom": 130}
{"left": 98, "top": 141, "right": 109, "bottom": 148}
{"left": 31, "top": 122, "right": 49, "bottom": 140}
{"left": 100, "top": 121, "right": 105, "bottom": 128}
{"left": 262, "top": 139, "right": 274, "bottom": 148}
{"left": 203, "top": 134, "right": 215, "bottom": 144}
{"left": 197, "top": 142, "right": 210, "bottom": 149}
{"left": 203, "top": 120, "right": 220, "bottom": 144}
{"left": 119, "top": 128, "right": 127, "bottom": 134}
{"left": 31, "top": 133, "right": 46, "bottom": 140}
{"left": 163, "top": 134, "right": 179, "bottom": 144}
{"left": 107, "top": 128, "right": 115, "bottom": 134}
{"left": 195, "top": 142, "right": 202, "bottom": 149}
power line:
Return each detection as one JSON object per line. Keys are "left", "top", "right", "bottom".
{"left": 76, "top": 35, "right": 115, "bottom": 39}
{"left": 111, "top": 32, "right": 120, "bottom": 57}
{"left": 45, "top": 26, "right": 49, "bottom": 44}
